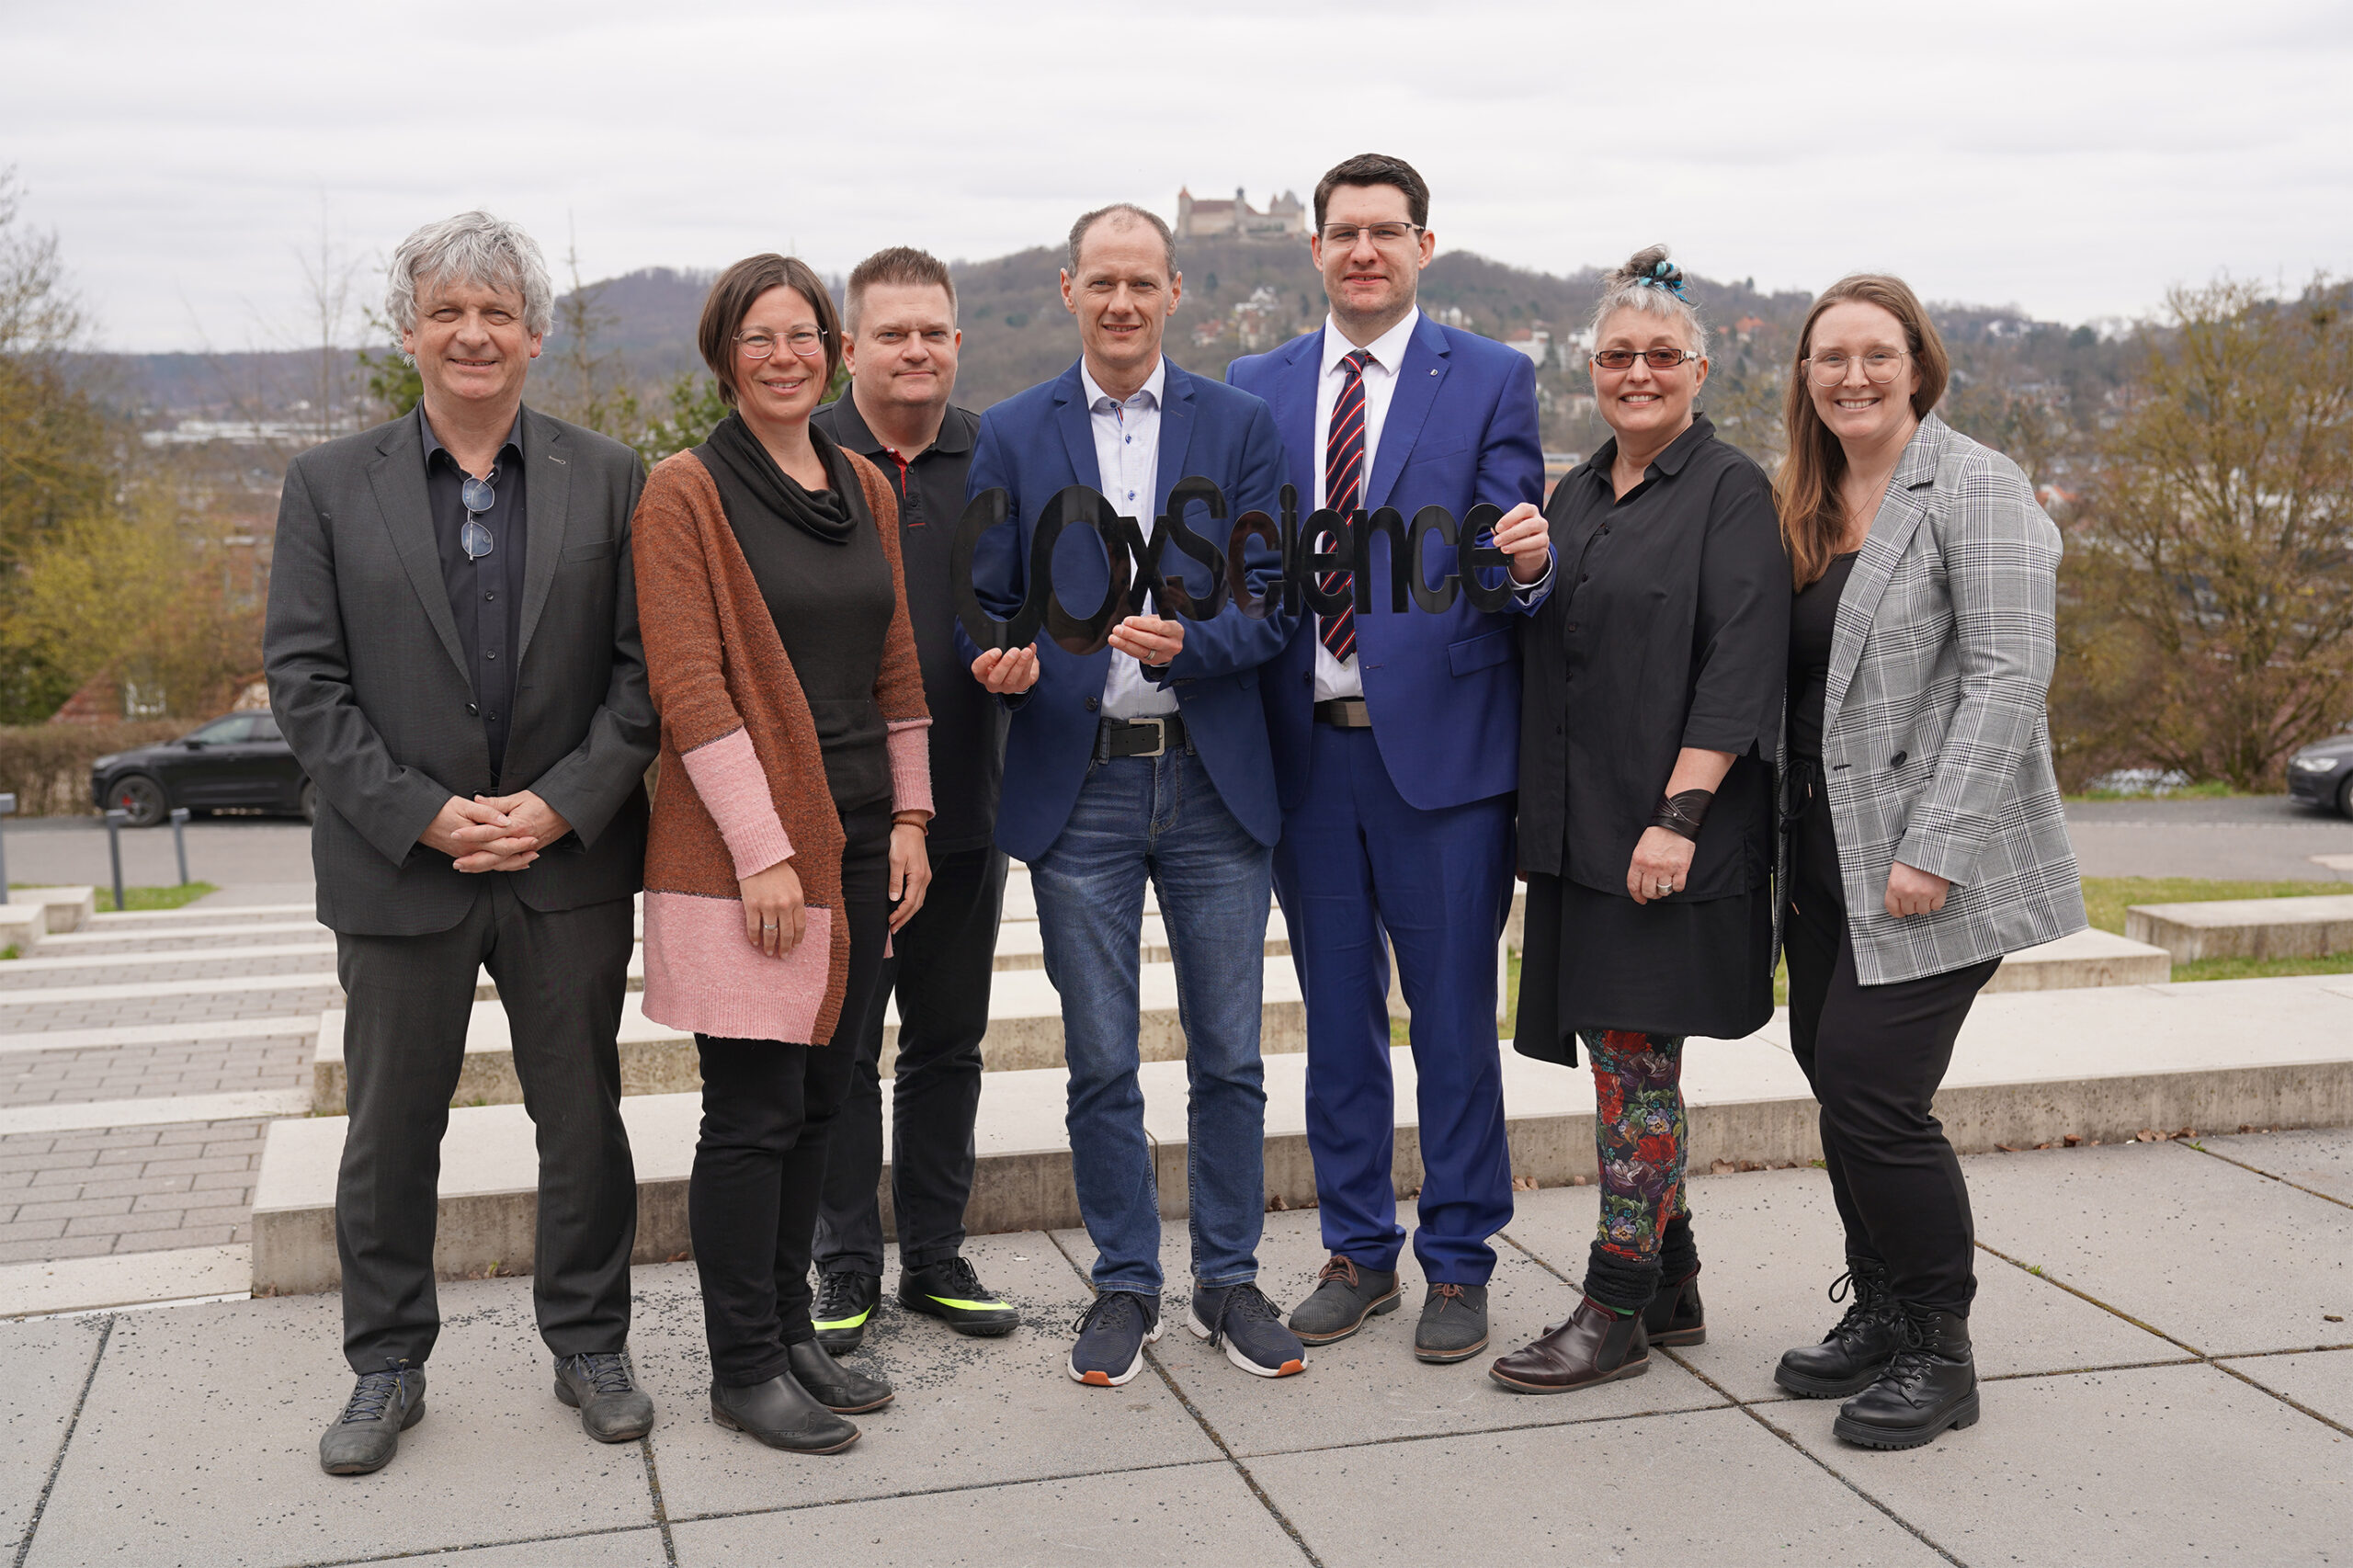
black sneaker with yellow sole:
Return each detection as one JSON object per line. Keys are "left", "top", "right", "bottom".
{"left": 813, "top": 1270, "right": 881, "bottom": 1355}
{"left": 898, "top": 1256, "right": 1020, "bottom": 1337}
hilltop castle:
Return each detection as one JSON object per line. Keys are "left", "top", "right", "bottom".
{"left": 1175, "top": 187, "right": 1309, "bottom": 239}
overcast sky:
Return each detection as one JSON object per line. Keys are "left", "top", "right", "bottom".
{"left": 6, "top": 0, "right": 2349, "bottom": 353}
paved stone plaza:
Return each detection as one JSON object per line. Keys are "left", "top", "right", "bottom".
{"left": 2, "top": 1132, "right": 2347, "bottom": 1566}
{"left": 0, "top": 808, "right": 2347, "bottom": 1563}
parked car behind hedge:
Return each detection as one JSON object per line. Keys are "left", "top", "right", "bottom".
{"left": 90, "top": 712, "right": 313, "bottom": 827}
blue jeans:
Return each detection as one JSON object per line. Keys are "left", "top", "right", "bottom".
{"left": 1030, "top": 744, "right": 1273, "bottom": 1295}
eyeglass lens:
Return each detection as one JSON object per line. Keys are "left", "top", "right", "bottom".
{"left": 1321, "top": 224, "right": 1417, "bottom": 246}
{"left": 461, "top": 474, "right": 495, "bottom": 513}
{"left": 461, "top": 519, "right": 494, "bottom": 561}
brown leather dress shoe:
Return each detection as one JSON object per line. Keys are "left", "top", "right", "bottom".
{"left": 1487, "top": 1297, "right": 1650, "bottom": 1394}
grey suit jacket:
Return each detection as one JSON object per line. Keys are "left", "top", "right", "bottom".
{"left": 1799, "top": 413, "right": 2086, "bottom": 984}
{"left": 264, "top": 405, "right": 658, "bottom": 936}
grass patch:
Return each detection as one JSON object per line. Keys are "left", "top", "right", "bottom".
{"left": 0, "top": 945, "right": 17, "bottom": 961}
{"left": 85, "top": 882, "right": 217, "bottom": 914}
{"left": 2078, "top": 877, "right": 2350, "bottom": 936}
{"left": 2065, "top": 779, "right": 2242, "bottom": 802}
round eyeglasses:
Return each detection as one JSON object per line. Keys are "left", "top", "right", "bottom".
{"left": 1806, "top": 349, "right": 1909, "bottom": 385}
{"left": 736, "top": 328, "right": 829, "bottom": 361}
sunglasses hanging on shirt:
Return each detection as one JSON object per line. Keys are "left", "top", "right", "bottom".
{"left": 460, "top": 472, "right": 496, "bottom": 561}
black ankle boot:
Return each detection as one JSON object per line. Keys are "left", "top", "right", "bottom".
{"left": 1833, "top": 1303, "right": 1979, "bottom": 1450}
{"left": 1642, "top": 1266, "right": 1705, "bottom": 1347}
{"left": 1775, "top": 1257, "right": 1904, "bottom": 1398}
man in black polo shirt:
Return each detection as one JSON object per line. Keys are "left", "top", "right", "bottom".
{"left": 808, "top": 247, "right": 1016, "bottom": 1349}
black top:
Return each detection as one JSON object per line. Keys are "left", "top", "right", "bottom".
{"left": 698, "top": 422, "right": 897, "bottom": 815}
{"left": 420, "top": 406, "right": 528, "bottom": 775}
{"left": 1788, "top": 551, "right": 1859, "bottom": 759}
{"left": 1518, "top": 415, "right": 1790, "bottom": 899}
{"left": 811, "top": 393, "right": 1003, "bottom": 855}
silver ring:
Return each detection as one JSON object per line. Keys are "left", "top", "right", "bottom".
{"left": 1654, "top": 882, "right": 1673, "bottom": 897}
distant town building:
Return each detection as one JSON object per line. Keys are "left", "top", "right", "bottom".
{"left": 1505, "top": 325, "right": 1552, "bottom": 369}
{"left": 1176, "top": 187, "right": 1309, "bottom": 240}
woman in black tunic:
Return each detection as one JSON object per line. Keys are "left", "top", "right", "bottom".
{"left": 1488, "top": 248, "right": 1790, "bottom": 1395}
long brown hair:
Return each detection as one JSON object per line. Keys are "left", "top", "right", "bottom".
{"left": 1776, "top": 274, "right": 1950, "bottom": 588}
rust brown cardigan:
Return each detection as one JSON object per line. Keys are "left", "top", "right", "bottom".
{"left": 632, "top": 444, "right": 932, "bottom": 1046}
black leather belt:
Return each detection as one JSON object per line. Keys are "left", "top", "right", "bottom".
{"left": 1099, "top": 713, "right": 1187, "bottom": 759}
{"left": 1313, "top": 698, "right": 1372, "bottom": 729}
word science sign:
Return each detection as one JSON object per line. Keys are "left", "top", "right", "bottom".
{"left": 953, "top": 480, "right": 1513, "bottom": 654}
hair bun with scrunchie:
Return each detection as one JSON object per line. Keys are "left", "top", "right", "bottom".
{"left": 1632, "top": 256, "right": 1691, "bottom": 302}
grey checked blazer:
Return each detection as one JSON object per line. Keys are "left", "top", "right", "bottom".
{"left": 1794, "top": 413, "right": 2086, "bottom": 984}
{"left": 264, "top": 406, "right": 657, "bottom": 937}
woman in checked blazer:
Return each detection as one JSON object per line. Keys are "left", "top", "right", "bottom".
{"left": 1768, "top": 275, "right": 2085, "bottom": 1451}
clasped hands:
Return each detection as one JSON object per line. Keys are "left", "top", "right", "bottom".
{"left": 969, "top": 615, "right": 1186, "bottom": 696}
{"left": 419, "top": 790, "right": 570, "bottom": 873}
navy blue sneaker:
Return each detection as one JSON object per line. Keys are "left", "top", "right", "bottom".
{"left": 1067, "top": 1290, "right": 1164, "bottom": 1387}
{"left": 1189, "top": 1282, "right": 1307, "bottom": 1379}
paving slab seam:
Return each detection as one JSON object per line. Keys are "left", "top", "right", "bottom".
{"left": 241, "top": 1519, "right": 675, "bottom": 1568}
{"left": 1496, "top": 1227, "right": 1974, "bottom": 1568}
{"left": 637, "top": 1420, "right": 681, "bottom": 1567}
{"left": 9, "top": 1312, "right": 110, "bottom": 1568}
{"left": 1971, "top": 1235, "right": 2353, "bottom": 1439}
{"left": 2181, "top": 1137, "right": 2353, "bottom": 1211}
{"left": 656, "top": 1457, "right": 1234, "bottom": 1527}
{"left": 1043, "top": 1225, "right": 1325, "bottom": 1568}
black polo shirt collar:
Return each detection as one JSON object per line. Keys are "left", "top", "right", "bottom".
{"left": 820, "top": 392, "right": 974, "bottom": 460}
{"left": 418, "top": 403, "right": 526, "bottom": 473}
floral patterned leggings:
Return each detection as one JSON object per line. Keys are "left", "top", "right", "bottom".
{"left": 1584, "top": 1028, "right": 1689, "bottom": 1266}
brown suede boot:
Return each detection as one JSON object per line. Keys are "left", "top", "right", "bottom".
{"left": 1487, "top": 1297, "right": 1650, "bottom": 1394}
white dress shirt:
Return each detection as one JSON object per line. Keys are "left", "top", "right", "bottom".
{"left": 1081, "top": 357, "right": 1180, "bottom": 721}
{"left": 1309, "top": 310, "right": 1553, "bottom": 702}
{"left": 1310, "top": 312, "right": 1421, "bottom": 701}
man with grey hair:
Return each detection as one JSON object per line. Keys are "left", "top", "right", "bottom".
{"left": 267, "top": 210, "right": 659, "bottom": 1475}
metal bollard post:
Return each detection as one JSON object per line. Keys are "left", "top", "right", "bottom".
{"left": 0, "top": 792, "right": 16, "bottom": 901}
{"left": 104, "top": 809, "right": 128, "bottom": 914}
{"left": 169, "top": 807, "right": 191, "bottom": 886}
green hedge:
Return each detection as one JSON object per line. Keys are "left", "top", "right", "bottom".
{"left": 0, "top": 722, "right": 188, "bottom": 816}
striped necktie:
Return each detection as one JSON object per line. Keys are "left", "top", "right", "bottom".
{"left": 1320, "top": 349, "right": 1371, "bottom": 661}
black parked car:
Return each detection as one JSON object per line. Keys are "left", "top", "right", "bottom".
{"left": 2288, "top": 733, "right": 2353, "bottom": 817}
{"left": 91, "top": 712, "right": 314, "bottom": 827}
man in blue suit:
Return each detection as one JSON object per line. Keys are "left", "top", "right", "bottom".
{"left": 1227, "top": 153, "right": 1552, "bottom": 1366}
{"left": 963, "top": 203, "right": 1306, "bottom": 1389}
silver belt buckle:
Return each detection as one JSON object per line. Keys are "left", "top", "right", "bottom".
{"left": 1134, "top": 717, "right": 1167, "bottom": 758}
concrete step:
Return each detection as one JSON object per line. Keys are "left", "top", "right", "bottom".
{"left": 312, "top": 955, "right": 1310, "bottom": 1113}
{"left": 2127, "top": 894, "right": 2353, "bottom": 962}
{"left": 0, "top": 904, "right": 44, "bottom": 954}
{"left": 37, "top": 918, "right": 330, "bottom": 950}
{"left": 252, "top": 970, "right": 2353, "bottom": 1294}
{"left": 1985, "top": 927, "right": 2171, "bottom": 991}
{"left": 11, "top": 886, "right": 95, "bottom": 933}
{"left": 84, "top": 898, "right": 315, "bottom": 926}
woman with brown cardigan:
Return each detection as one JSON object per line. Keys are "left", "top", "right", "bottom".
{"left": 634, "top": 255, "right": 934, "bottom": 1455}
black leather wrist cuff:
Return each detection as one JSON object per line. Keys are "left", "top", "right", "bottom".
{"left": 1648, "top": 789, "right": 1714, "bottom": 843}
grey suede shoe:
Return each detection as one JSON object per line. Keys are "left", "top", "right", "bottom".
{"left": 1288, "top": 1255, "right": 1403, "bottom": 1346}
{"left": 554, "top": 1351, "right": 655, "bottom": 1442}
{"left": 320, "top": 1362, "right": 426, "bottom": 1476}
{"left": 1414, "top": 1283, "right": 1490, "bottom": 1364}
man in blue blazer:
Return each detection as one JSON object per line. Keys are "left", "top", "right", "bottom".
{"left": 1227, "top": 154, "right": 1552, "bottom": 1366}
{"left": 962, "top": 202, "right": 1304, "bottom": 1389}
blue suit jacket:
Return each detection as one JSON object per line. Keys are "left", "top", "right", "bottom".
{"left": 963, "top": 358, "right": 1295, "bottom": 863}
{"left": 1227, "top": 313, "right": 1547, "bottom": 812}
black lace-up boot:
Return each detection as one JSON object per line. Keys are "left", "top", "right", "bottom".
{"left": 1833, "top": 1303, "right": 1979, "bottom": 1449}
{"left": 1774, "top": 1257, "right": 1904, "bottom": 1398}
